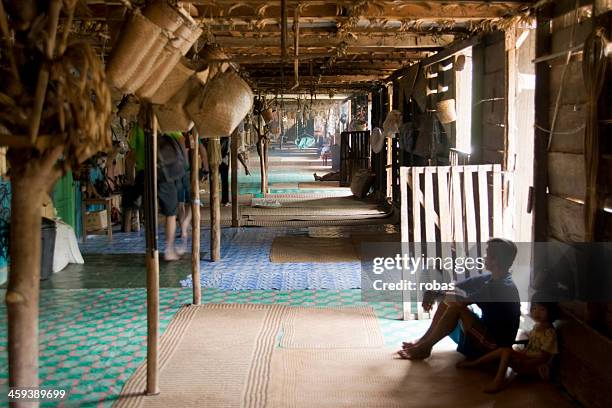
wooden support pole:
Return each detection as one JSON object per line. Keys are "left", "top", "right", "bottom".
{"left": 533, "top": 3, "right": 553, "bottom": 242}
{"left": 190, "top": 132, "right": 201, "bottom": 305}
{"left": 144, "top": 107, "right": 160, "bottom": 396}
{"left": 7, "top": 178, "right": 43, "bottom": 408}
{"left": 6, "top": 145, "right": 63, "bottom": 408}
{"left": 208, "top": 138, "right": 221, "bottom": 261}
{"left": 263, "top": 137, "right": 269, "bottom": 194}
{"left": 231, "top": 129, "right": 240, "bottom": 227}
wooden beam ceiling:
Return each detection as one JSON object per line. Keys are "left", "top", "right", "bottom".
{"left": 82, "top": 0, "right": 536, "bottom": 93}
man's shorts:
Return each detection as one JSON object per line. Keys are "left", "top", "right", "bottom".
{"left": 123, "top": 171, "right": 145, "bottom": 209}
{"left": 158, "top": 179, "right": 179, "bottom": 216}
{"left": 448, "top": 312, "right": 498, "bottom": 360}
{"left": 177, "top": 173, "right": 191, "bottom": 203}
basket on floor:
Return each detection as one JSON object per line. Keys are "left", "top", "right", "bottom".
{"left": 186, "top": 71, "right": 253, "bottom": 138}
{"left": 106, "top": 11, "right": 163, "bottom": 89}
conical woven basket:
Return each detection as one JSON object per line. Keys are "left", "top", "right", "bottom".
{"left": 186, "top": 71, "right": 254, "bottom": 138}
{"left": 136, "top": 43, "right": 182, "bottom": 100}
{"left": 173, "top": 22, "right": 203, "bottom": 55}
{"left": 262, "top": 108, "right": 274, "bottom": 124}
{"left": 106, "top": 11, "right": 163, "bottom": 89}
{"left": 122, "top": 33, "right": 168, "bottom": 94}
{"left": 148, "top": 58, "right": 195, "bottom": 105}
{"left": 143, "top": 0, "right": 184, "bottom": 33}
{"left": 154, "top": 75, "right": 206, "bottom": 133}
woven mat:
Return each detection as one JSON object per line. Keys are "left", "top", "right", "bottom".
{"left": 270, "top": 236, "right": 359, "bottom": 263}
{"left": 280, "top": 306, "right": 383, "bottom": 349}
{"left": 261, "top": 193, "right": 351, "bottom": 199}
{"left": 267, "top": 349, "right": 575, "bottom": 408}
{"left": 243, "top": 206, "right": 383, "bottom": 217}
{"left": 114, "top": 304, "right": 284, "bottom": 408}
{"left": 298, "top": 181, "right": 342, "bottom": 189}
{"left": 244, "top": 217, "right": 395, "bottom": 227}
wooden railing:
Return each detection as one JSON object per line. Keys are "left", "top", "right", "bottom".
{"left": 340, "top": 131, "right": 371, "bottom": 186}
{"left": 399, "top": 164, "right": 508, "bottom": 319}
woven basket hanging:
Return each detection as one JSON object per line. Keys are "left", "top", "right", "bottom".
{"left": 262, "top": 108, "right": 274, "bottom": 124}
{"left": 122, "top": 32, "right": 168, "bottom": 94}
{"left": 173, "top": 22, "right": 203, "bottom": 55}
{"left": 186, "top": 71, "right": 254, "bottom": 138}
{"left": 148, "top": 58, "right": 195, "bottom": 105}
{"left": 435, "top": 99, "right": 457, "bottom": 124}
{"left": 154, "top": 76, "right": 198, "bottom": 133}
{"left": 136, "top": 43, "right": 183, "bottom": 100}
{"left": 106, "top": 11, "right": 163, "bottom": 89}
{"left": 143, "top": 0, "right": 185, "bottom": 33}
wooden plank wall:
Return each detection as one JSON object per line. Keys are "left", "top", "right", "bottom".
{"left": 474, "top": 32, "right": 506, "bottom": 165}
{"left": 535, "top": 2, "right": 612, "bottom": 407}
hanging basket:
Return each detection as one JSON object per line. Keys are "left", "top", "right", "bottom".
{"left": 148, "top": 58, "right": 195, "bottom": 105}
{"left": 173, "top": 22, "right": 203, "bottom": 55}
{"left": 136, "top": 43, "right": 182, "bottom": 100}
{"left": 143, "top": 0, "right": 185, "bottom": 33}
{"left": 436, "top": 99, "right": 457, "bottom": 124}
{"left": 117, "top": 96, "right": 141, "bottom": 120}
{"left": 262, "top": 107, "right": 274, "bottom": 124}
{"left": 122, "top": 33, "right": 168, "bottom": 94}
{"left": 154, "top": 76, "right": 197, "bottom": 133}
{"left": 186, "top": 71, "right": 254, "bottom": 138}
{"left": 106, "top": 11, "right": 163, "bottom": 89}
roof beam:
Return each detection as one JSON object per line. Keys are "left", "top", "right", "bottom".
{"left": 215, "top": 34, "right": 454, "bottom": 48}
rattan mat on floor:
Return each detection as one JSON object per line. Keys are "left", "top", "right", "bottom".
{"left": 114, "top": 305, "right": 383, "bottom": 408}
{"left": 270, "top": 236, "right": 359, "bottom": 263}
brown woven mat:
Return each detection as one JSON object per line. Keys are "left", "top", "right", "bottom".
{"left": 280, "top": 306, "right": 383, "bottom": 349}
{"left": 298, "top": 181, "right": 342, "bottom": 189}
{"left": 270, "top": 236, "right": 359, "bottom": 263}
{"left": 267, "top": 349, "right": 576, "bottom": 408}
{"left": 114, "top": 304, "right": 284, "bottom": 408}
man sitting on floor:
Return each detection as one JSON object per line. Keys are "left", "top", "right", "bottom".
{"left": 398, "top": 238, "right": 521, "bottom": 360}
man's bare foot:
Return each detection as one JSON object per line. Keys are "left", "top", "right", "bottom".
{"left": 402, "top": 341, "right": 419, "bottom": 350}
{"left": 397, "top": 346, "right": 431, "bottom": 360}
{"left": 456, "top": 360, "right": 476, "bottom": 369}
{"left": 483, "top": 381, "right": 505, "bottom": 394}
{"left": 164, "top": 250, "right": 180, "bottom": 261}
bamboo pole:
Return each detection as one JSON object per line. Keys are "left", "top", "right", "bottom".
{"left": 190, "top": 132, "right": 201, "bottom": 304}
{"left": 208, "top": 138, "right": 221, "bottom": 261}
{"left": 144, "top": 108, "right": 159, "bottom": 395}
{"left": 263, "top": 137, "right": 269, "bottom": 194}
{"left": 231, "top": 129, "right": 239, "bottom": 227}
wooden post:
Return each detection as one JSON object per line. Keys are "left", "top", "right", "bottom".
{"left": 190, "top": 132, "right": 201, "bottom": 305}
{"left": 6, "top": 148, "right": 62, "bottom": 408}
{"left": 144, "top": 107, "right": 160, "bottom": 395}
{"left": 208, "top": 138, "right": 221, "bottom": 261}
{"left": 231, "top": 129, "right": 240, "bottom": 227}
{"left": 259, "top": 137, "right": 265, "bottom": 194}
{"left": 263, "top": 137, "right": 269, "bottom": 194}
{"left": 533, "top": 3, "right": 553, "bottom": 242}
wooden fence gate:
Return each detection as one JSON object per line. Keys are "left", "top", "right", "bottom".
{"left": 399, "top": 164, "right": 508, "bottom": 319}
{"left": 340, "top": 131, "right": 371, "bottom": 186}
